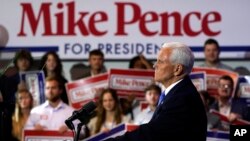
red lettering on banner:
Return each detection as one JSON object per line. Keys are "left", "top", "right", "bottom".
{"left": 202, "top": 12, "right": 221, "bottom": 36}
{"left": 75, "top": 91, "right": 87, "bottom": 98}
{"left": 132, "top": 80, "right": 148, "bottom": 87}
{"left": 91, "top": 87, "right": 104, "bottom": 96}
{"left": 17, "top": 1, "right": 221, "bottom": 37}
{"left": 18, "top": 3, "right": 52, "bottom": 36}
{"left": 207, "top": 78, "right": 219, "bottom": 88}
{"left": 115, "top": 2, "right": 221, "bottom": 36}
{"left": 115, "top": 79, "right": 130, "bottom": 86}
{"left": 18, "top": 2, "right": 108, "bottom": 36}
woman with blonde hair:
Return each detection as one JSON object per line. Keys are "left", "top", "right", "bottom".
{"left": 12, "top": 89, "right": 33, "bottom": 141}
{"left": 88, "top": 88, "right": 130, "bottom": 136}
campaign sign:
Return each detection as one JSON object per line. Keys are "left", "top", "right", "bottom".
{"left": 240, "top": 83, "right": 250, "bottom": 98}
{"left": 238, "top": 75, "right": 250, "bottom": 98}
{"left": 139, "top": 101, "right": 149, "bottom": 111}
{"left": 23, "top": 130, "right": 73, "bottom": 141}
{"left": 66, "top": 73, "right": 108, "bottom": 109}
{"left": 109, "top": 69, "right": 154, "bottom": 100}
{"left": 236, "top": 75, "right": 250, "bottom": 109}
{"left": 192, "top": 67, "right": 238, "bottom": 96}
{"left": 19, "top": 71, "right": 45, "bottom": 106}
{"left": 84, "top": 124, "right": 138, "bottom": 141}
{"left": 190, "top": 71, "right": 206, "bottom": 91}
{"left": 210, "top": 109, "right": 250, "bottom": 126}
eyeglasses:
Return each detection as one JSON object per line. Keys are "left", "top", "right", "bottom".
{"left": 218, "top": 84, "right": 232, "bottom": 89}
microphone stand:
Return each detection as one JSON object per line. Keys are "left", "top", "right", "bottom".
{"left": 65, "top": 101, "right": 96, "bottom": 141}
{"left": 74, "top": 122, "right": 84, "bottom": 141}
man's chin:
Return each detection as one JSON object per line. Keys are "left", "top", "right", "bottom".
{"left": 47, "top": 97, "right": 60, "bottom": 102}
{"left": 154, "top": 77, "right": 159, "bottom": 82}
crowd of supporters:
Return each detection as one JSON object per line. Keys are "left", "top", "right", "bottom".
{"left": 0, "top": 38, "right": 250, "bottom": 141}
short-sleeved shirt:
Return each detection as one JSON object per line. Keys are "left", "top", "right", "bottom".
{"left": 134, "top": 106, "right": 155, "bottom": 125}
{"left": 199, "top": 62, "right": 233, "bottom": 71}
{"left": 25, "top": 100, "right": 75, "bottom": 130}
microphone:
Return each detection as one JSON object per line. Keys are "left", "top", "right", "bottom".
{"left": 65, "top": 101, "right": 97, "bottom": 130}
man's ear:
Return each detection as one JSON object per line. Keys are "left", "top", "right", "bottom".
{"left": 174, "top": 64, "right": 184, "bottom": 76}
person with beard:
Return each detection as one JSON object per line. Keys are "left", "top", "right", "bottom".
{"left": 39, "top": 51, "right": 69, "bottom": 104}
{"left": 24, "top": 76, "right": 86, "bottom": 137}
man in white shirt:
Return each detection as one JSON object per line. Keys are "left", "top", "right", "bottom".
{"left": 134, "top": 84, "right": 161, "bottom": 125}
{"left": 25, "top": 76, "right": 84, "bottom": 135}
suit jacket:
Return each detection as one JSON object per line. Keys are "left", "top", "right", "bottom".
{"left": 105, "top": 76, "right": 207, "bottom": 141}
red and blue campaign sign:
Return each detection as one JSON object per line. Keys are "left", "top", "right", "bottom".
{"left": 109, "top": 68, "right": 155, "bottom": 100}
{"left": 66, "top": 73, "right": 109, "bottom": 109}
{"left": 190, "top": 71, "right": 207, "bottom": 91}
{"left": 20, "top": 70, "right": 45, "bottom": 106}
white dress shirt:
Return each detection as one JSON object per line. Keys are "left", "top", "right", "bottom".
{"left": 134, "top": 106, "right": 155, "bottom": 125}
{"left": 25, "top": 100, "right": 75, "bottom": 130}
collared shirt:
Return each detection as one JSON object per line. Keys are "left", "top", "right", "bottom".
{"left": 163, "top": 79, "right": 183, "bottom": 96}
{"left": 25, "top": 100, "right": 75, "bottom": 130}
{"left": 218, "top": 101, "right": 231, "bottom": 116}
{"left": 133, "top": 106, "right": 155, "bottom": 125}
{"left": 199, "top": 62, "right": 233, "bottom": 71}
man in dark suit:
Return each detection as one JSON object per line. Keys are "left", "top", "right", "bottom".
{"left": 105, "top": 42, "right": 207, "bottom": 141}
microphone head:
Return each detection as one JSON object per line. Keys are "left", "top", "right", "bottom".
{"left": 82, "top": 101, "right": 97, "bottom": 114}
{"left": 65, "top": 101, "right": 97, "bottom": 130}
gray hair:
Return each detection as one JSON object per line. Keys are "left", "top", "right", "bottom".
{"left": 162, "top": 42, "right": 194, "bottom": 74}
